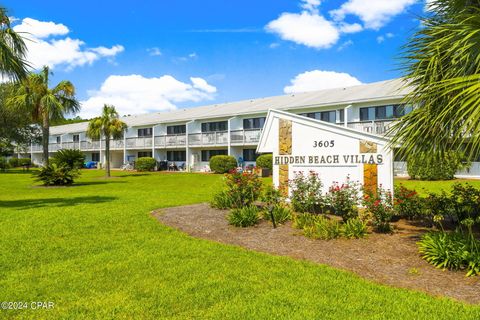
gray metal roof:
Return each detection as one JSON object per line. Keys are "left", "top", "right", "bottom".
{"left": 50, "top": 78, "right": 411, "bottom": 135}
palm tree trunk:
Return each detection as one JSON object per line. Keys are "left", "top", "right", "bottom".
{"left": 42, "top": 112, "right": 49, "bottom": 167}
{"left": 105, "top": 137, "right": 110, "bottom": 177}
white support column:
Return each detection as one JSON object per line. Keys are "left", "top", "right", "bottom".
{"left": 123, "top": 131, "right": 127, "bottom": 164}
{"left": 185, "top": 120, "right": 194, "bottom": 172}
{"left": 344, "top": 104, "right": 352, "bottom": 127}
{"left": 151, "top": 126, "right": 155, "bottom": 157}
{"left": 227, "top": 116, "right": 236, "bottom": 156}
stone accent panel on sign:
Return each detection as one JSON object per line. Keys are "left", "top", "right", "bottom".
{"left": 360, "top": 140, "right": 377, "bottom": 154}
{"left": 363, "top": 163, "right": 378, "bottom": 196}
{"left": 278, "top": 119, "right": 292, "bottom": 195}
{"left": 279, "top": 119, "right": 292, "bottom": 155}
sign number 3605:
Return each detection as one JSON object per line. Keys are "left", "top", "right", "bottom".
{"left": 313, "top": 140, "right": 335, "bottom": 148}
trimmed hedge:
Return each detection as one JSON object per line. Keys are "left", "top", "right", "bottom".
{"left": 18, "top": 158, "right": 32, "bottom": 167}
{"left": 210, "top": 155, "right": 237, "bottom": 173}
{"left": 8, "top": 157, "right": 18, "bottom": 167}
{"left": 256, "top": 154, "right": 272, "bottom": 170}
{"left": 407, "top": 151, "right": 469, "bottom": 180}
{"left": 136, "top": 157, "right": 156, "bottom": 171}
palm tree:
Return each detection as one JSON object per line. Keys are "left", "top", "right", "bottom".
{"left": 0, "top": 7, "right": 29, "bottom": 80}
{"left": 390, "top": 0, "right": 480, "bottom": 159}
{"left": 9, "top": 66, "right": 80, "bottom": 165}
{"left": 86, "top": 105, "right": 127, "bottom": 177}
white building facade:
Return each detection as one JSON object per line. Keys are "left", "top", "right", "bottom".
{"left": 17, "top": 78, "right": 457, "bottom": 176}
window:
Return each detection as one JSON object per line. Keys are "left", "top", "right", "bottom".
{"left": 56, "top": 136, "right": 60, "bottom": 144}
{"left": 73, "top": 134, "right": 80, "bottom": 142}
{"left": 299, "top": 111, "right": 336, "bottom": 123}
{"left": 92, "top": 152, "right": 100, "bottom": 162}
{"left": 138, "top": 151, "right": 152, "bottom": 158}
{"left": 138, "top": 128, "right": 152, "bottom": 137}
{"left": 360, "top": 105, "right": 409, "bottom": 121}
{"left": 167, "top": 151, "right": 186, "bottom": 161}
{"left": 201, "top": 149, "right": 227, "bottom": 161}
{"left": 243, "top": 149, "right": 258, "bottom": 161}
{"left": 243, "top": 117, "right": 266, "bottom": 129}
{"left": 167, "top": 125, "right": 186, "bottom": 135}
{"left": 339, "top": 109, "right": 345, "bottom": 123}
{"left": 201, "top": 121, "right": 228, "bottom": 132}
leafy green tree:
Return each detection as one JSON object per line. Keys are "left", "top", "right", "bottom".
{"left": 86, "top": 104, "right": 127, "bottom": 177}
{"left": 9, "top": 66, "right": 80, "bottom": 166}
{"left": 0, "top": 7, "right": 29, "bottom": 81}
{"left": 391, "top": 0, "right": 480, "bottom": 159}
{"left": 0, "top": 83, "right": 40, "bottom": 156}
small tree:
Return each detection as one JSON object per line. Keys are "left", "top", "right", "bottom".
{"left": 86, "top": 105, "right": 126, "bottom": 177}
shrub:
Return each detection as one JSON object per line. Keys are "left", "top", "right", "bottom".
{"left": 261, "top": 184, "right": 285, "bottom": 207}
{"left": 450, "top": 183, "right": 480, "bottom": 224}
{"left": 18, "top": 158, "right": 32, "bottom": 167}
{"left": 289, "top": 171, "right": 326, "bottom": 213}
{"left": 394, "top": 185, "right": 425, "bottom": 220}
{"left": 36, "top": 164, "right": 79, "bottom": 186}
{"left": 210, "top": 155, "right": 237, "bottom": 174}
{"left": 407, "top": 151, "right": 469, "bottom": 180}
{"left": 210, "top": 190, "right": 233, "bottom": 209}
{"left": 303, "top": 216, "right": 342, "bottom": 240}
{"left": 224, "top": 170, "right": 262, "bottom": 208}
{"left": 52, "top": 149, "right": 85, "bottom": 169}
{"left": 0, "top": 157, "right": 8, "bottom": 171}
{"left": 262, "top": 205, "right": 292, "bottom": 224}
{"left": 341, "top": 218, "right": 368, "bottom": 239}
{"left": 135, "top": 157, "right": 156, "bottom": 171}
{"left": 362, "top": 187, "right": 395, "bottom": 233}
{"left": 8, "top": 157, "right": 18, "bottom": 167}
{"left": 256, "top": 154, "right": 272, "bottom": 170}
{"left": 326, "top": 178, "right": 360, "bottom": 221}
{"left": 228, "top": 205, "right": 259, "bottom": 227}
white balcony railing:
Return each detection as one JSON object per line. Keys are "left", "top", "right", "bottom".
{"left": 230, "top": 129, "right": 262, "bottom": 145}
{"left": 346, "top": 120, "right": 395, "bottom": 135}
{"left": 188, "top": 131, "right": 228, "bottom": 146}
{"left": 126, "top": 137, "right": 152, "bottom": 149}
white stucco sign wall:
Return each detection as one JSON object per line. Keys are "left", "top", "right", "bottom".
{"left": 256, "top": 109, "right": 394, "bottom": 195}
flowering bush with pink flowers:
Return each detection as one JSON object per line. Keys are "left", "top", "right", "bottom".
{"left": 362, "top": 186, "right": 395, "bottom": 232}
{"left": 289, "top": 171, "right": 326, "bottom": 213}
{"left": 326, "top": 177, "right": 361, "bottom": 221}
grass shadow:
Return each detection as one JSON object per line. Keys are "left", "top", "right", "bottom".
{"left": 0, "top": 196, "right": 117, "bottom": 210}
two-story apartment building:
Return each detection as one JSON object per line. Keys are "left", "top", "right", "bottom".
{"left": 20, "top": 78, "right": 419, "bottom": 173}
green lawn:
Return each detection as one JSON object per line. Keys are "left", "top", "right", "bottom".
{"left": 0, "top": 170, "right": 479, "bottom": 319}
{"left": 395, "top": 178, "right": 480, "bottom": 196}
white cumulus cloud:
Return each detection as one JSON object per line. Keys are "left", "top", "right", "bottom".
{"left": 330, "top": 0, "right": 417, "bottom": 30}
{"left": 266, "top": 11, "right": 339, "bottom": 49}
{"left": 13, "top": 17, "right": 124, "bottom": 70}
{"left": 79, "top": 74, "right": 217, "bottom": 118}
{"left": 284, "top": 70, "right": 362, "bottom": 93}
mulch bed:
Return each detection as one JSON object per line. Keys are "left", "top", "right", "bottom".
{"left": 153, "top": 203, "right": 480, "bottom": 304}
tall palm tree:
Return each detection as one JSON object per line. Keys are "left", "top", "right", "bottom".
{"left": 0, "top": 7, "right": 29, "bottom": 80}
{"left": 86, "top": 105, "right": 127, "bottom": 177}
{"left": 9, "top": 66, "right": 80, "bottom": 165}
{"left": 391, "top": 0, "right": 480, "bottom": 159}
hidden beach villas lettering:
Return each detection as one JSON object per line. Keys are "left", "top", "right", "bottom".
{"left": 274, "top": 154, "right": 384, "bottom": 166}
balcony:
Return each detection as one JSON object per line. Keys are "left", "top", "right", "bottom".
{"left": 230, "top": 129, "right": 262, "bottom": 145}
{"left": 346, "top": 120, "right": 395, "bottom": 136}
{"left": 188, "top": 131, "right": 228, "bottom": 146}
{"left": 155, "top": 134, "right": 187, "bottom": 148}
{"left": 126, "top": 137, "right": 152, "bottom": 149}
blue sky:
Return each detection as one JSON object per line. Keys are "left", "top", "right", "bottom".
{"left": 4, "top": 0, "right": 426, "bottom": 118}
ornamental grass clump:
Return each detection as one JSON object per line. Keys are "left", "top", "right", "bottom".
{"left": 303, "top": 215, "right": 342, "bottom": 240}
{"left": 262, "top": 205, "right": 292, "bottom": 225}
{"left": 341, "top": 218, "right": 368, "bottom": 239}
{"left": 326, "top": 178, "right": 360, "bottom": 221}
{"left": 228, "top": 205, "right": 259, "bottom": 227}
